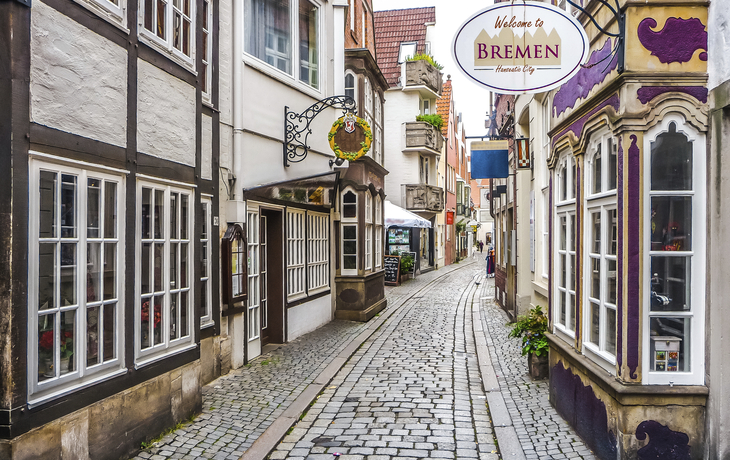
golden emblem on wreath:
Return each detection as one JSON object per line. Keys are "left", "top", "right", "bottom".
{"left": 328, "top": 112, "right": 373, "bottom": 162}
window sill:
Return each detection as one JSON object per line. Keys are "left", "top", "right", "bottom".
{"left": 72, "top": 0, "right": 129, "bottom": 34}
{"left": 28, "top": 367, "right": 128, "bottom": 409}
{"left": 138, "top": 33, "right": 197, "bottom": 75}
{"left": 286, "top": 289, "right": 331, "bottom": 308}
{"left": 135, "top": 342, "right": 197, "bottom": 369}
{"left": 243, "top": 54, "right": 322, "bottom": 100}
{"left": 582, "top": 342, "right": 617, "bottom": 374}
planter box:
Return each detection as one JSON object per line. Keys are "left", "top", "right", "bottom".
{"left": 528, "top": 352, "right": 549, "bottom": 380}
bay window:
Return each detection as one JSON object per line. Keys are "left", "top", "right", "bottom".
{"left": 341, "top": 189, "right": 358, "bottom": 275}
{"left": 644, "top": 117, "right": 705, "bottom": 385}
{"left": 137, "top": 180, "right": 194, "bottom": 364}
{"left": 29, "top": 157, "right": 125, "bottom": 401}
{"left": 244, "top": 0, "right": 321, "bottom": 89}
{"left": 554, "top": 154, "right": 576, "bottom": 336}
{"left": 375, "top": 196, "right": 382, "bottom": 269}
{"left": 365, "top": 193, "right": 372, "bottom": 271}
{"left": 307, "top": 212, "right": 329, "bottom": 292}
{"left": 286, "top": 209, "right": 305, "bottom": 299}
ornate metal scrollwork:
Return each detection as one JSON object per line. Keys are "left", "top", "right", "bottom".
{"left": 566, "top": 0, "right": 625, "bottom": 74}
{"left": 284, "top": 96, "right": 357, "bottom": 167}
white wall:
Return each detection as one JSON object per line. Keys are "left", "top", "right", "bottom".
{"left": 202, "top": 114, "right": 213, "bottom": 180}
{"left": 287, "top": 295, "right": 333, "bottom": 340}
{"left": 30, "top": 0, "right": 128, "bottom": 147}
{"left": 708, "top": 4, "right": 730, "bottom": 90}
{"left": 137, "top": 59, "right": 196, "bottom": 166}
{"left": 383, "top": 90, "right": 422, "bottom": 205}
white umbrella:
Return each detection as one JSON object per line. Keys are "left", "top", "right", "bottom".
{"left": 384, "top": 200, "right": 432, "bottom": 229}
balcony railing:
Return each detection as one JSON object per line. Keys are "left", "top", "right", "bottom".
{"left": 403, "top": 184, "right": 444, "bottom": 213}
{"left": 403, "top": 122, "right": 443, "bottom": 154}
{"left": 404, "top": 60, "right": 443, "bottom": 96}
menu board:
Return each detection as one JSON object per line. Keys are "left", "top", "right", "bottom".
{"left": 383, "top": 255, "right": 401, "bottom": 286}
{"left": 388, "top": 228, "right": 410, "bottom": 244}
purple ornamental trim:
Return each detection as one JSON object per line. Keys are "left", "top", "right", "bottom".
{"left": 627, "top": 134, "right": 640, "bottom": 379}
{"left": 636, "top": 421, "right": 691, "bottom": 460}
{"left": 553, "top": 38, "right": 617, "bottom": 117}
{"left": 637, "top": 86, "right": 708, "bottom": 104}
{"left": 552, "top": 94, "right": 620, "bottom": 148}
{"left": 637, "top": 17, "right": 708, "bottom": 63}
{"left": 616, "top": 136, "right": 623, "bottom": 374}
{"left": 548, "top": 175, "right": 553, "bottom": 322}
{"left": 575, "top": 162, "right": 581, "bottom": 341}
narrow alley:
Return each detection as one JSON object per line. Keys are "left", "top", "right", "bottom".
{"left": 135, "top": 261, "right": 595, "bottom": 460}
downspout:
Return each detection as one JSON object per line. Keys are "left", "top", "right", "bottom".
{"left": 231, "top": 0, "right": 244, "bottom": 204}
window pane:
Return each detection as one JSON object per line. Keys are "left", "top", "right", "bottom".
{"left": 104, "top": 243, "right": 116, "bottom": 300}
{"left": 651, "top": 123, "right": 692, "bottom": 191}
{"left": 590, "top": 258, "right": 600, "bottom": 299}
{"left": 571, "top": 160, "right": 576, "bottom": 199}
{"left": 142, "top": 188, "right": 152, "bottom": 239}
{"left": 103, "top": 303, "right": 116, "bottom": 361}
{"left": 157, "top": 0, "right": 166, "bottom": 38}
{"left": 569, "top": 253, "right": 575, "bottom": 290}
{"left": 591, "top": 212, "right": 601, "bottom": 254}
{"left": 87, "top": 306, "right": 100, "bottom": 367}
{"left": 608, "top": 209, "right": 617, "bottom": 255}
{"left": 104, "top": 182, "right": 117, "bottom": 239}
{"left": 60, "top": 243, "right": 76, "bottom": 306}
{"left": 154, "top": 190, "right": 164, "bottom": 239}
{"left": 343, "top": 226, "right": 356, "bottom": 240}
{"left": 38, "top": 316, "right": 56, "bottom": 381}
{"left": 650, "top": 317, "right": 690, "bottom": 372}
{"left": 141, "top": 298, "right": 152, "bottom": 349}
{"left": 201, "top": 202, "right": 208, "bottom": 239}
{"left": 39, "top": 243, "right": 56, "bottom": 310}
{"left": 170, "top": 242, "right": 178, "bottom": 289}
{"left": 60, "top": 310, "right": 75, "bottom": 375}
{"left": 569, "top": 293, "right": 576, "bottom": 330}
{"left": 608, "top": 138, "right": 617, "bottom": 191}
{"left": 650, "top": 196, "right": 692, "bottom": 251}
{"left": 144, "top": 0, "right": 154, "bottom": 31}
{"left": 154, "top": 243, "right": 163, "bottom": 292}
{"left": 39, "top": 171, "right": 57, "bottom": 238}
{"left": 299, "top": 0, "right": 318, "bottom": 88}
{"left": 344, "top": 255, "right": 356, "bottom": 270}
{"left": 61, "top": 174, "right": 77, "bottom": 238}
{"left": 560, "top": 254, "right": 566, "bottom": 288}
{"left": 154, "top": 295, "right": 164, "bottom": 345}
{"left": 170, "top": 193, "right": 178, "bottom": 240}
{"left": 559, "top": 291, "right": 566, "bottom": 325}
{"left": 650, "top": 256, "right": 690, "bottom": 311}
{"left": 87, "top": 178, "right": 101, "bottom": 238}
{"left": 560, "top": 216, "right": 566, "bottom": 251}
{"left": 607, "top": 258, "right": 617, "bottom": 305}
{"left": 181, "top": 243, "right": 189, "bottom": 288}
{"left": 569, "top": 214, "right": 575, "bottom": 252}
{"left": 606, "top": 307, "right": 616, "bottom": 355}
{"left": 183, "top": 18, "right": 190, "bottom": 56}
{"left": 170, "top": 292, "right": 178, "bottom": 340}
{"left": 87, "top": 242, "right": 101, "bottom": 302}
{"left": 343, "top": 240, "right": 356, "bottom": 256}
{"left": 589, "top": 302, "right": 600, "bottom": 346}
{"left": 560, "top": 167, "right": 567, "bottom": 201}
{"left": 181, "top": 290, "right": 189, "bottom": 337}
{"left": 181, "top": 195, "right": 189, "bottom": 240}
{"left": 593, "top": 144, "right": 602, "bottom": 194}
{"left": 142, "top": 243, "right": 151, "bottom": 294}
{"left": 244, "top": 0, "right": 291, "bottom": 74}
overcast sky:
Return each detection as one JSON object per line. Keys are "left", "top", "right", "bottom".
{"left": 372, "top": 0, "right": 496, "bottom": 140}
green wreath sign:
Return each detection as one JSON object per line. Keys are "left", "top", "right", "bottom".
{"left": 328, "top": 113, "right": 373, "bottom": 162}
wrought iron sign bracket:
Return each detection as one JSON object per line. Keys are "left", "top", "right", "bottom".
{"left": 567, "top": 0, "right": 625, "bottom": 74}
{"left": 284, "top": 96, "right": 357, "bottom": 167}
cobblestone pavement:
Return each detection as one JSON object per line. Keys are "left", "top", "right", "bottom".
{"left": 476, "top": 267, "right": 597, "bottom": 460}
{"left": 269, "top": 263, "right": 500, "bottom": 460}
{"left": 132, "top": 262, "right": 470, "bottom": 460}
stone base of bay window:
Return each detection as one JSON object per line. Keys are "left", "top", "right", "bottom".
{"left": 0, "top": 361, "right": 202, "bottom": 460}
{"left": 201, "top": 334, "right": 232, "bottom": 385}
{"left": 335, "top": 271, "right": 387, "bottom": 322}
{"left": 547, "top": 334, "right": 707, "bottom": 460}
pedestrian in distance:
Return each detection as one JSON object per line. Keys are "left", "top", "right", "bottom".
{"left": 479, "top": 240, "right": 484, "bottom": 252}
{"left": 486, "top": 246, "right": 495, "bottom": 278}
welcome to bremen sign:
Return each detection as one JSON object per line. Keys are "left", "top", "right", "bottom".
{"left": 452, "top": 1, "right": 589, "bottom": 94}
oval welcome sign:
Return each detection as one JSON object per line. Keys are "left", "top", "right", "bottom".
{"left": 452, "top": 1, "right": 589, "bottom": 94}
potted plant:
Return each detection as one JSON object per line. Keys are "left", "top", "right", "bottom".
{"left": 508, "top": 305, "right": 549, "bottom": 379}
{"left": 59, "top": 330, "right": 74, "bottom": 374}
{"left": 415, "top": 114, "right": 444, "bottom": 131}
{"left": 399, "top": 253, "right": 414, "bottom": 282}
{"left": 38, "top": 329, "right": 55, "bottom": 377}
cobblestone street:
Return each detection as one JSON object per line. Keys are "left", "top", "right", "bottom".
{"left": 134, "top": 261, "right": 596, "bottom": 460}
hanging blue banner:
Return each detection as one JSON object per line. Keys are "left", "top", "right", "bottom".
{"left": 471, "top": 140, "right": 509, "bottom": 178}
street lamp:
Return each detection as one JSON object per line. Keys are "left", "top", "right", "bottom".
{"left": 515, "top": 137, "right": 530, "bottom": 170}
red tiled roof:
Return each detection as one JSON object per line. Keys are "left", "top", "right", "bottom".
{"left": 436, "top": 78, "right": 451, "bottom": 137}
{"left": 374, "top": 7, "right": 436, "bottom": 88}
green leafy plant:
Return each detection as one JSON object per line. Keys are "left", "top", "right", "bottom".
{"left": 455, "top": 221, "right": 466, "bottom": 235}
{"left": 509, "top": 305, "right": 549, "bottom": 357}
{"left": 407, "top": 53, "right": 444, "bottom": 70}
{"left": 416, "top": 114, "right": 444, "bottom": 131}
{"left": 394, "top": 252, "right": 414, "bottom": 273}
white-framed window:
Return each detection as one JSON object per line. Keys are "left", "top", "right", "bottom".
{"left": 307, "top": 212, "right": 329, "bottom": 292}
{"left": 398, "top": 41, "right": 417, "bottom": 63}
{"left": 28, "top": 158, "right": 126, "bottom": 402}
{"left": 373, "top": 93, "right": 383, "bottom": 164}
{"left": 643, "top": 116, "right": 706, "bottom": 385}
{"left": 286, "top": 209, "right": 306, "bottom": 299}
{"left": 244, "top": 0, "right": 321, "bottom": 89}
{"left": 341, "top": 189, "right": 358, "bottom": 276}
{"left": 365, "top": 192, "right": 373, "bottom": 271}
{"left": 375, "top": 195, "right": 382, "bottom": 269}
{"left": 200, "top": 196, "right": 213, "bottom": 327}
{"left": 541, "top": 188, "right": 549, "bottom": 279}
{"left": 554, "top": 154, "right": 577, "bottom": 337}
{"left": 345, "top": 71, "right": 357, "bottom": 102}
{"left": 75, "top": 0, "right": 126, "bottom": 29}
{"left": 247, "top": 211, "right": 261, "bottom": 340}
{"left": 140, "top": 0, "right": 195, "bottom": 66}
{"left": 422, "top": 99, "right": 430, "bottom": 115}
{"left": 201, "top": 0, "right": 212, "bottom": 100}
{"left": 137, "top": 179, "right": 194, "bottom": 365}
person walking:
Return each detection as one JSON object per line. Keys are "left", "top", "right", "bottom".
{"left": 479, "top": 240, "right": 484, "bottom": 253}
{"left": 486, "top": 246, "right": 495, "bottom": 277}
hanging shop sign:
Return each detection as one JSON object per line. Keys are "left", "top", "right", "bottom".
{"left": 328, "top": 112, "right": 373, "bottom": 162}
{"left": 471, "top": 140, "right": 510, "bottom": 179}
{"left": 452, "top": 1, "right": 590, "bottom": 94}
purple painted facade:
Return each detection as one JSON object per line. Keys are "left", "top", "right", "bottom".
{"left": 552, "top": 94, "right": 621, "bottom": 148}
{"left": 636, "top": 421, "right": 692, "bottom": 460}
{"left": 549, "top": 175, "right": 553, "bottom": 321}
{"left": 553, "top": 39, "right": 617, "bottom": 117}
{"left": 550, "top": 361, "right": 618, "bottom": 459}
{"left": 627, "top": 135, "right": 641, "bottom": 379}
{"left": 637, "top": 86, "right": 708, "bottom": 104}
{"left": 616, "top": 137, "right": 624, "bottom": 375}
{"left": 637, "top": 17, "right": 708, "bottom": 63}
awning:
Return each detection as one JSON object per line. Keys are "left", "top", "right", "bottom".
{"left": 385, "top": 200, "right": 432, "bottom": 229}
{"left": 242, "top": 171, "right": 339, "bottom": 208}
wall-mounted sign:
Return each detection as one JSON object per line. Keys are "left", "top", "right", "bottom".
{"left": 452, "top": 1, "right": 589, "bottom": 94}
{"left": 328, "top": 113, "right": 373, "bottom": 162}
{"left": 471, "top": 140, "right": 509, "bottom": 179}
{"left": 447, "top": 211, "right": 455, "bottom": 225}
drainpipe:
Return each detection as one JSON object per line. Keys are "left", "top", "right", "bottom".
{"left": 231, "top": 0, "right": 244, "bottom": 205}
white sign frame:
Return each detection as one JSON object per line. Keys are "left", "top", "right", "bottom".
{"left": 452, "top": 1, "right": 590, "bottom": 94}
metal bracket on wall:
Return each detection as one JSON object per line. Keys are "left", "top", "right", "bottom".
{"left": 283, "top": 95, "right": 357, "bottom": 167}
{"left": 567, "top": 0, "right": 625, "bottom": 74}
